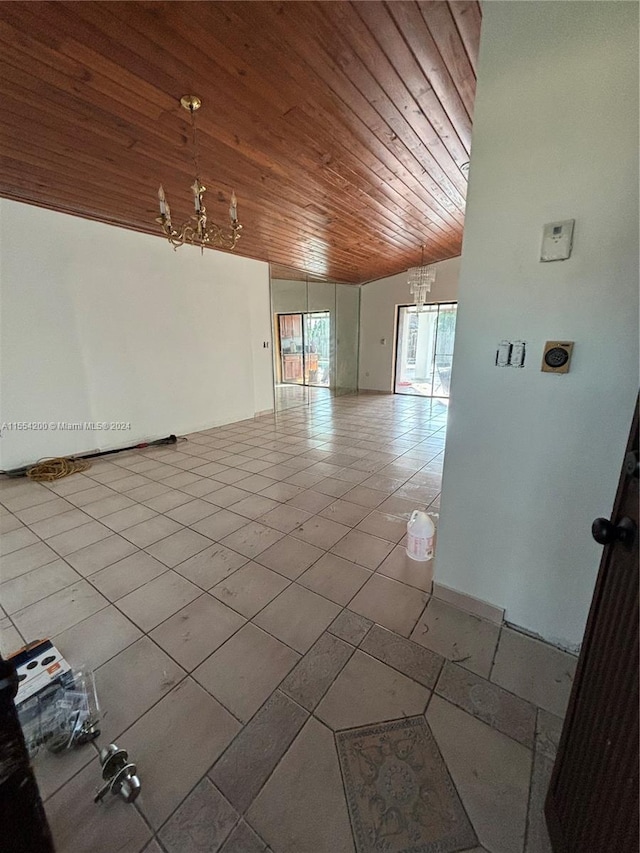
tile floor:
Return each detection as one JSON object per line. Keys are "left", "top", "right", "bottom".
{"left": 0, "top": 393, "right": 577, "bottom": 853}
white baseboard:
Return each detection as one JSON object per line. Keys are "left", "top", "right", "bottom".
{"left": 432, "top": 581, "right": 505, "bottom": 625}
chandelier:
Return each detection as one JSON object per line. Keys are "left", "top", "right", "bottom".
{"left": 156, "top": 95, "right": 242, "bottom": 252}
{"left": 407, "top": 245, "right": 436, "bottom": 310}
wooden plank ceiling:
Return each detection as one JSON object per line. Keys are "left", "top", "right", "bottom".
{"left": 0, "top": 1, "right": 481, "bottom": 284}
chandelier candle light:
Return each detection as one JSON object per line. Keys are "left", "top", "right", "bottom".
{"left": 156, "top": 95, "right": 242, "bottom": 252}
{"left": 407, "top": 245, "right": 436, "bottom": 310}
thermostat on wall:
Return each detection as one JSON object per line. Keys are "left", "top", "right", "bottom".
{"left": 541, "top": 341, "right": 574, "bottom": 374}
{"left": 540, "top": 219, "right": 574, "bottom": 262}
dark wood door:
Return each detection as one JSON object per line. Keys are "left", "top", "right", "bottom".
{"left": 545, "top": 399, "right": 639, "bottom": 852}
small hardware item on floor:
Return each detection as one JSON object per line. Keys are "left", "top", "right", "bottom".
{"left": 95, "top": 744, "right": 141, "bottom": 804}
{"left": 10, "top": 640, "right": 100, "bottom": 757}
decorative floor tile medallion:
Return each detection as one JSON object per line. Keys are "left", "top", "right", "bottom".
{"left": 336, "top": 717, "right": 477, "bottom": 853}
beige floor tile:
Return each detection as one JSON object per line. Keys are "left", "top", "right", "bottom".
{"left": 95, "top": 636, "right": 185, "bottom": 742}
{"left": 330, "top": 528, "right": 394, "bottom": 569}
{"left": 230, "top": 494, "right": 280, "bottom": 520}
{"left": 80, "top": 493, "right": 136, "bottom": 519}
{"left": 315, "top": 648, "right": 430, "bottom": 730}
{"left": 331, "top": 468, "right": 370, "bottom": 485}
{"left": 361, "top": 623, "right": 444, "bottom": 689}
{"left": 359, "top": 473, "right": 408, "bottom": 494}
{"left": 219, "top": 820, "right": 267, "bottom": 853}
{"left": 377, "top": 493, "right": 424, "bottom": 520}
{"left": 159, "top": 778, "right": 238, "bottom": 853}
{"left": 234, "top": 474, "right": 278, "bottom": 493}
{"left": 45, "top": 519, "right": 111, "bottom": 556}
{"left": 0, "top": 616, "right": 23, "bottom": 656}
{"left": 64, "top": 534, "right": 138, "bottom": 576}
{"left": 151, "top": 593, "right": 245, "bottom": 671}
{"left": 255, "top": 535, "right": 323, "bottom": 580}
{"left": 110, "top": 473, "right": 157, "bottom": 492}
{"left": 1, "top": 540, "right": 60, "bottom": 582}
{"left": 146, "top": 528, "right": 213, "bottom": 567}
{"left": 0, "top": 525, "right": 39, "bottom": 554}
{"left": 290, "top": 515, "right": 350, "bottom": 550}
{"left": 101, "top": 503, "right": 158, "bottom": 532}
{"left": 427, "top": 695, "right": 532, "bottom": 853}
{"left": 328, "top": 609, "right": 373, "bottom": 646}
{"left": 436, "top": 660, "right": 536, "bottom": 748}
{"left": 525, "top": 750, "right": 555, "bottom": 853}
{"left": 312, "top": 477, "right": 353, "bottom": 498}
{"left": 165, "top": 498, "right": 219, "bottom": 525}
{"left": 350, "top": 573, "right": 429, "bottom": 636}
{"left": 318, "top": 498, "right": 370, "bottom": 527}
{"left": 66, "top": 484, "right": 120, "bottom": 508}
{"left": 1, "top": 486, "right": 61, "bottom": 512}
{"left": 376, "top": 543, "right": 434, "bottom": 591}
{"left": 211, "top": 562, "right": 290, "bottom": 618}
{"left": 120, "top": 514, "right": 183, "bottom": 548}
{"left": 491, "top": 627, "right": 577, "bottom": 718}
{"left": 53, "top": 605, "right": 142, "bottom": 671}
{"left": 45, "top": 758, "right": 151, "bottom": 853}
{"left": 259, "top": 503, "right": 312, "bottom": 533}
{"left": 220, "top": 521, "right": 284, "bottom": 559}
{"left": 193, "top": 623, "right": 299, "bottom": 723}
{"left": 286, "top": 489, "right": 335, "bottom": 513}
{"left": 280, "top": 633, "right": 354, "bottom": 711}
{"left": 90, "top": 550, "right": 169, "bottom": 600}
{"left": 117, "top": 570, "right": 201, "bottom": 631}
{"left": 212, "top": 468, "right": 252, "bottom": 486}
{"left": 209, "top": 484, "right": 253, "bottom": 508}
{"left": 341, "top": 485, "right": 387, "bottom": 508}
{"left": 122, "top": 482, "right": 172, "bottom": 503}
{"left": 411, "top": 597, "right": 500, "bottom": 678}
{"left": 247, "top": 717, "right": 355, "bottom": 853}
{"left": 284, "top": 469, "right": 326, "bottom": 488}
{"left": 121, "top": 678, "right": 241, "bottom": 829}
{"left": 260, "top": 481, "right": 305, "bottom": 502}
{"left": 192, "top": 508, "right": 247, "bottom": 540}
{"left": 144, "top": 489, "right": 194, "bottom": 511}
{"left": 253, "top": 584, "right": 340, "bottom": 653}
{"left": 174, "top": 543, "right": 248, "bottom": 589}
{"left": 12, "top": 579, "right": 108, "bottom": 639}
{"left": 32, "top": 738, "right": 97, "bottom": 803}
{"left": 191, "top": 461, "right": 229, "bottom": 478}
{"left": 14, "top": 497, "right": 73, "bottom": 524}
{"left": 210, "top": 690, "right": 308, "bottom": 813}
{"left": 297, "top": 552, "right": 371, "bottom": 605}
{"left": 0, "top": 560, "right": 80, "bottom": 613}
{"left": 535, "top": 708, "right": 564, "bottom": 760}
{"left": 356, "top": 509, "right": 407, "bottom": 543}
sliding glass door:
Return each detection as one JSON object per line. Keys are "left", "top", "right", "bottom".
{"left": 394, "top": 302, "right": 457, "bottom": 398}
{"left": 277, "top": 311, "right": 330, "bottom": 388}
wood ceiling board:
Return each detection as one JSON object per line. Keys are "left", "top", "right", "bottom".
{"left": 0, "top": 1, "right": 481, "bottom": 283}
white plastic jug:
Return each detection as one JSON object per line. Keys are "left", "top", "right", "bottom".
{"left": 406, "top": 510, "right": 435, "bottom": 562}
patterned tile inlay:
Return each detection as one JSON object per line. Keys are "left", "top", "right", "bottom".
{"left": 336, "top": 717, "right": 477, "bottom": 853}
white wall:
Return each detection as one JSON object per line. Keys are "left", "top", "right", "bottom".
{"left": 358, "top": 257, "right": 460, "bottom": 392}
{"left": 436, "top": 1, "right": 639, "bottom": 649}
{"left": 0, "top": 200, "right": 273, "bottom": 470}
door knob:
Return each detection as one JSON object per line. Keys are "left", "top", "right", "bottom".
{"left": 591, "top": 516, "right": 636, "bottom": 547}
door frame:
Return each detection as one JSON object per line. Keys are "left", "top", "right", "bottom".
{"left": 274, "top": 310, "right": 331, "bottom": 389}
{"left": 392, "top": 301, "right": 458, "bottom": 398}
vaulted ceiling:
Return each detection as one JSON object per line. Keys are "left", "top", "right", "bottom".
{"left": 0, "top": 1, "right": 481, "bottom": 283}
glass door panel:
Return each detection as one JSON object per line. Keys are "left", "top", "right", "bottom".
{"left": 394, "top": 303, "right": 457, "bottom": 398}
{"left": 278, "top": 313, "right": 304, "bottom": 385}
{"left": 304, "top": 311, "right": 331, "bottom": 387}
